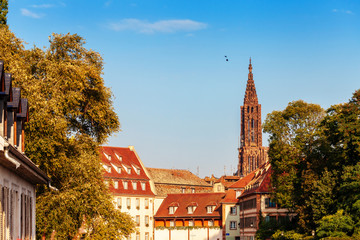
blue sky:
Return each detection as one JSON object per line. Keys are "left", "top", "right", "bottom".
{"left": 8, "top": 0, "right": 360, "bottom": 177}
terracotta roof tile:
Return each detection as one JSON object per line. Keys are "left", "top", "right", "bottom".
{"left": 100, "top": 146, "right": 155, "bottom": 196}
{"left": 147, "top": 168, "right": 211, "bottom": 186}
{"left": 155, "top": 193, "right": 225, "bottom": 218}
{"left": 220, "top": 189, "right": 238, "bottom": 204}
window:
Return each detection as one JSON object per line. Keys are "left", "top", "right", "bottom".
{"left": 145, "top": 232, "right": 149, "bottom": 240}
{"left": 191, "top": 188, "right": 195, "bottom": 193}
{"left": 265, "top": 216, "right": 276, "bottom": 222}
{"left": 217, "top": 185, "right": 221, "bottom": 191}
{"left": 145, "top": 198, "right": 149, "bottom": 209}
{"left": 115, "top": 166, "right": 121, "bottom": 173}
{"left": 136, "top": 215, "right": 140, "bottom": 226}
{"left": 207, "top": 205, "right": 215, "bottom": 213}
{"left": 265, "top": 198, "right": 276, "bottom": 208}
{"left": 114, "top": 181, "right": 119, "bottom": 189}
{"left": 115, "top": 153, "right": 122, "bottom": 161}
{"left": 103, "top": 164, "right": 111, "bottom": 173}
{"left": 169, "top": 206, "right": 177, "bottom": 214}
{"left": 141, "top": 182, "right": 146, "bottom": 191}
{"left": 241, "top": 198, "right": 256, "bottom": 210}
{"left": 230, "top": 206, "right": 237, "bottom": 215}
{"left": 126, "top": 198, "right": 131, "bottom": 209}
{"left": 127, "top": 167, "right": 131, "bottom": 174}
{"left": 230, "top": 221, "right": 237, "bottom": 230}
{"left": 188, "top": 220, "right": 194, "bottom": 226}
{"left": 145, "top": 215, "right": 149, "bottom": 226}
{"left": 117, "top": 197, "right": 122, "bottom": 209}
{"left": 181, "top": 187, "right": 186, "bottom": 193}
{"left": 136, "top": 232, "right": 140, "bottom": 240}
{"left": 208, "top": 220, "right": 214, "bottom": 226}
{"left": 136, "top": 168, "right": 141, "bottom": 175}
{"left": 132, "top": 182, "right": 137, "bottom": 190}
{"left": 187, "top": 206, "right": 196, "bottom": 214}
{"left": 169, "top": 220, "right": 175, "bottom": 227}
{"left": 244, "top": 217, "right": 257, "bottom": 228}
{"left": 135, "top": 198, "right": 140, "bottom": 209}
{"left": 123, "top": 181, "right": 128, "bottom": 189}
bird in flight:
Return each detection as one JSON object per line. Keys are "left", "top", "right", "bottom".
{"left": 224, "top": 55, "right": 229, "bottom": 61}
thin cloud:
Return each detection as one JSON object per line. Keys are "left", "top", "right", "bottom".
{"left": 31, "top": 4, "right": 54, "bottom": 8}
{"left": 108, "top": 19, "right": 207, "bottom": 34}
{"left": 21, "top": 8, "right": 43, "bottom": 19}
{"left": 332, "top": 9, "right": 354, "bottom": 14}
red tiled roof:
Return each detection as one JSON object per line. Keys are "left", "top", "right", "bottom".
{"left": 220, "top": 190, "right": 238, "bottom": 204}
{"left": 155, "top": 193, "right": 225, "bottom": 218}
{"left": 240, "top": 162, "right": 272, "bottom": 197}
{"left": 228, "top": 171, "right": 256, "bottom": 189}
{"left": 100, "top": 146, "right": 155, "bottom": 196}
{"left": 147, "top": 168, "right": 211, "bottom": 186}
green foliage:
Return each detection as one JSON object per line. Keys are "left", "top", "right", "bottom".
{"left": 0, "top": 0, "right": 8, "bottom": 25}
{"left": 316, "top": 210, "right": 354, "bottom": 239}
{"left": 0, "top": 27, "right": 134, "bottom": 239}
{"left": 263, "top": 100, "right": 325, "bottom": 232}
{"left": 264, "top": 90, "right": 360, "bottom": 238}
{"left": 272, "top": 230, "right": 304, "bottom": 240}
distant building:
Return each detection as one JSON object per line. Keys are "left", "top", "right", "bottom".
{"left": 0, "top": 60, "right": 50, "bottom": 240}
{"left": 147, "top": 168, "right": 212, "bottom": 197}
{"left": 237, "top": 59, "right": 268, "bottom": 177}
{"left": 213, "top": 176, "right": 240, "bottom": 193}
{"left": 231, "top": 162, "right": 293, "bottom": 240}
{"left": 220, "top": 190, "right": 241, "bottom": 240}
{"left": 100, "top": 146, "right": 156, "bottom": 240}
{"left": 154, "top": 193, "right": 224, "bottom": 240}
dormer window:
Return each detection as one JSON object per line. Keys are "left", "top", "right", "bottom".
{"left": 127, "top": 168, "right": 131, "bottom": 174}
{"left": 187, "top": 206, "right": 196, "bottom": 214}
{"left": 115, "top": 166, "right": 121, "bottom": 173}
{"left": 114, "top": 181, "right": 119, "bottom": 189}
{"left": 169, "top": 206, "right": 178, "bottom": 214}
{"left": 136, "top": 168, "right": 140, "bottom": 175}
{"left": 206, "top": 205, "right": 216, "bottom": 214}
{"left": 115, "top": 153, "right": 122, "bottom": 161}
{"left": 132, "top": 182, "right": 137, "bottom": 190}
{"left": 123, "top": 181, "right": 128, "bottom": 190}
{"left": 108, "top": 155, "right": 112, "bottom": 160}
{"left": 141, "top": 182, "right": 146, "bottom": 191}
{"left": 103, "top": 164, "right": 111, "bottom": 173}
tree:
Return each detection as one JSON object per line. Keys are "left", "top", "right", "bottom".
{"left": 0, "top": 0, "right": 7, "bottom": 25}
{"left": 0, "top": 26, "right": 135, "bottom": 239}
{"left": 263, "top": 100, "right": 326, "bottom": 233}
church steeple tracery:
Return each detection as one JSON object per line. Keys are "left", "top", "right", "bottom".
{"left": 237, "top": 59, "right": 268, "bottom": 177}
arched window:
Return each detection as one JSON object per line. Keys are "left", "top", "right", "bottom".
{"left": 251, "top": 107, "right": 254, "bottom": 113}
{"left": 248, "top": 156, "right": 251, "bottom": 173}
{"left": 247, "top": 106, "right": 250, "bottom": 113}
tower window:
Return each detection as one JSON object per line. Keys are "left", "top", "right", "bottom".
{"left": 247, "top": 106, "right": 250, "bottom": 113}
{"left": 251, "top": 107, "right": 254, "bottom": 113}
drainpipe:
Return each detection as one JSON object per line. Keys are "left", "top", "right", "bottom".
{"left": 4, "top": 147, "right": 20, "bottom": 169}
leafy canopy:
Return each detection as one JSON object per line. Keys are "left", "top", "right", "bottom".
{"left": 0, "top": 26, "right": 134, "bottom": 239}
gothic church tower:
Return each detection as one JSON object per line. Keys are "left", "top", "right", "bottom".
{"left": 237, "top": 59, "right": 268, "bottom": 177}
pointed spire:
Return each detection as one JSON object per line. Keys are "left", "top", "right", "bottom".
{"left": 244, "top": 58, "right": 258, "bottom": 104}
{"left": 249, "top": 57, "right": 252, "bottom": 73}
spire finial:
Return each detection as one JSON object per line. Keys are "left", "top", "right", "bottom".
{"left": 248, "top": 57, "right": 252, "bottom": 73}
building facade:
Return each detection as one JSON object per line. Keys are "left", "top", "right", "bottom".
{"left": 237, "top": 59, "right": 268, "bottom": 177}
{"left": 100, "top": 146, "right": 156, "bottom": 240}
{"left": 0, "top": 60, "right": 50, "bottom": 240}
{"left": 154, "top": 193, "right": 224, "bottom": 240}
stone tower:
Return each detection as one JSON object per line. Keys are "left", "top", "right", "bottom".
{"left": 237, "top": 59, "right": 268, "bottom": 177}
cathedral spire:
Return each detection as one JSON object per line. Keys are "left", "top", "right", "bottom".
{"left": 244, "top": 58, "right": 258, "bottom": 105}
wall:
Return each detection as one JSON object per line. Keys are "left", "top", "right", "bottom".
{"left": 0, "top": 165, "right": 36, "bottom": 240}
{"left": 115, "top": 195, "right": 155, "bottom": 240}
{"left": 154, "top": 228, "right": 222, "bottom": 240}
